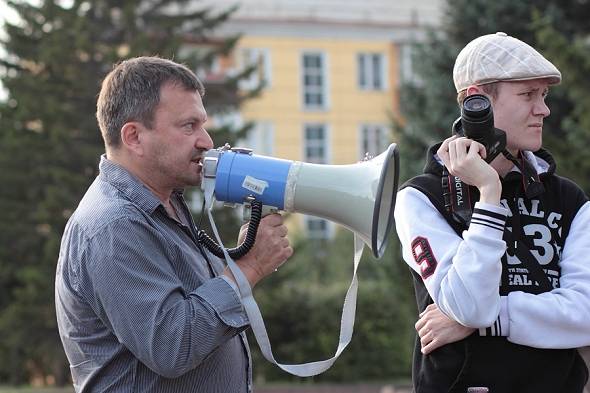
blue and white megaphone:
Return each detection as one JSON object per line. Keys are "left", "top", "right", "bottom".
{"left": 201, "top": 143, "right": 399, "bottom": 258}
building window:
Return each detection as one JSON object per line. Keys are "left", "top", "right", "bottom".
{"left": 304, "top": 123, "right": 329, "bottom": 164}
{"left": 305, "top": 216, "right": 333, "bottom": 240}
{"left": 399, "top": 44, "right": 422, "bottom": 86}
{"left": 241, "top": 121, "right": 274, "bottom": 156}
{"left": 359, "top": 124, "right": 390, "bottom": 159}
{"left": 357, "top": 53, "right": 386, "bottom": 90}
{"left": 302, "top": 52, "right": 327, "bottom": 110}
{"left": 238, "top": 47, "right": 272, "bottom": 91}
{"left": 303, "top": 123, "right": 331, "bottom": 238}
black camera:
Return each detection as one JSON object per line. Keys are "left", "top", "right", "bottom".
{"left": 452, "top": 94, "right": 506, "bottom": 163}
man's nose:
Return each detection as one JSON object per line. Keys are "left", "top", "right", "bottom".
{"left": 534, "top": 99, "right": 550, "bottom": 117}
{"left": 197, "top": 128, "right": 214, "bottom": 150}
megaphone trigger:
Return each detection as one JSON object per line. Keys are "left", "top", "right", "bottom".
{"left": 242, "top": 201, "right": 279, "bottom": 222}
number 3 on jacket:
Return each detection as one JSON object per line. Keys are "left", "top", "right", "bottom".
{"left": 411, "top": 236, "right": 437, "bottom": 279}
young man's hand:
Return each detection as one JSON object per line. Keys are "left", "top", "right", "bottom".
{"left": 437, "top": 136, "right": 502, "bottom": 205}
{"left": 416, "top": 303, "right": 475, "bottom": 355}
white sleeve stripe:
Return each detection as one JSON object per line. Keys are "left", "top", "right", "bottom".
{"left": 473, "top": 209, "right": 506, "bottom": 224}
{"left": 471, "top": 216, "right": 505, "bottom": 230}
{"left": 478, "top": 317, "right": 503, "bottom": 337}
{"left": 473, "top": 207, "right": 507, "bottom": 221}
{"left": 470, "top": 219, "right": 504, "bottom": 232}
{"left": 471, "top": 213, "right": 506, "bottom": 226}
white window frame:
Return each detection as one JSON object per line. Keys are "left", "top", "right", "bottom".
{"left": 239, "top": 121, "right": 275, "bottom": 156}
{"left": 357, "top": 52, "right": 387, "bottom": 91}
{"left": 303, "top": 123, "right": 331, "bottom": 164}
{"left": 301, "top": 51, "right": 329, "bottom": 111}
{"left": 399, "top": 43, "right": 422, "bottom": 86}
{"left": 238, "top": 47, "right": 272, "bottom": 91}
{"left": 301, "top": 123, "right": 332, "bottom": 239}
{"left": 304, "top": 216, "right": 334, "bottom": 240}
{"left": 358, "top": 123, "right": 390, "bottom": 159}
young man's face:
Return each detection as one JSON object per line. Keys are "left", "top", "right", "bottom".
{"left": 143, "top": 82, "right": 214, "bottom": 189}
{"left": 490, "top": 79, "right": 551, "bottom": 154}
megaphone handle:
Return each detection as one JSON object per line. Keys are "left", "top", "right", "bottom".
{"left": 197, "top": 200, "right": 263, "bottom": 259}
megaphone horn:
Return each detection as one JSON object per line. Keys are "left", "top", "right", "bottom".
{"left": 201, "top": 144, "right": 399, "bottom": 258}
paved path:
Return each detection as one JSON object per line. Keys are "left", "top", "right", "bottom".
{"left": 257, "top": 384, "right": 412, "bottom": 393}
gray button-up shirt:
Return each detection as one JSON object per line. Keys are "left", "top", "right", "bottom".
{"left": 55, "top": 156, "right": 252, "bottom": 392}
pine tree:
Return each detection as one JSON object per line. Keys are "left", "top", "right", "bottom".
{"left": 0, "top": 0, "right": 250, "bottom": 384}
{"left": 395, "top": 0, "right": 590, "bottom": 190}
{"left": 532, "top": 11, "right": 590, "bottom": 193}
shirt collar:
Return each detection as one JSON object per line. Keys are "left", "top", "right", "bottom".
{"left": 507, "top": 150, "right": 550, "bottom": 175}
{"left": 98, "top": 154, "right": 164, "bottom": 215}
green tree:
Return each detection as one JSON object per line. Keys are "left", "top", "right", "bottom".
{"left": 0, "top": 0, "right": 251, "bottom": 385}
{"left": 533, "top": 12, "right": 590, "bottom": 193}
{"left": 395, "top": 0, "right": 590, "bottom": 190}
{"left": 248, "top": 228, "right": 416, "bottom": 383}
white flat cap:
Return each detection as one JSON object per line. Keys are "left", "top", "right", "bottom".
{"left": 453, "top": 32, "right": 561, "bottom": 93}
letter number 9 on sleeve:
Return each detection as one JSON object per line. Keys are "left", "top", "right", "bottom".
{"left": 411, "top": 236, "right": 437, "bottom": 279}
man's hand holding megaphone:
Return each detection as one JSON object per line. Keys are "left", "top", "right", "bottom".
{"left": 223, "top": 214, "right": 293, "bottom": 287}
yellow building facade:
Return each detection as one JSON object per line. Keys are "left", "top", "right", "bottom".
{"left": 237, "top": 36, "right": 398, "bottom": 164}
{"left": 194, "top": 0, "right": 442, "bottom": 237}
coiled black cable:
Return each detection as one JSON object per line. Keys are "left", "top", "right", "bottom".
{"left": 197, "top": 200, "right": 263, "bottom": 259}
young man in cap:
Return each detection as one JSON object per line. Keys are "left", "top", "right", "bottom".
{"left": 395, "top": 32, "right": 590, "bottom": 392}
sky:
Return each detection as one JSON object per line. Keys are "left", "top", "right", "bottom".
{"left": 0, "top": 0, "right": 20, "bottom": 100}
{"left": 0, "top": 1, "right": 19, "bottom": 31}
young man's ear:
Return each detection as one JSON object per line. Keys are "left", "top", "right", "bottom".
{"left": 466, "top": 85, "right": 483, "bottom": 96}
{"left": 120, "top": 122, "right": 146, "bottom": 156}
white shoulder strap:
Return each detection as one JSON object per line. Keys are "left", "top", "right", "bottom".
{"left": 204, "top": 191, "right": 363, "bottom": 376}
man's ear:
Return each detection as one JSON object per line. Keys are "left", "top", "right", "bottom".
{"left": 120, "top": 122, "right": 146, "bottom": 156}
{"left": 466, "top": 85, "right": 483, "bottom": 96}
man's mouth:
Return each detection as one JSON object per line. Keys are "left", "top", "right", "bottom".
{"left": 191, "top": 157, "right": 203, "bottom": 168}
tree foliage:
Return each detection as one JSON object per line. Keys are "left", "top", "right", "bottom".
{"left": 532, "top": 10, "right": 590, "bottom": 192}
{"left": 248, "top": 228, "right": 416, "bottom": 383}
{"left": 395, "top": 0, "right": 590, "bottom": 195}
{"left": 0, "top": 0, "right": 245, "bottom": 384}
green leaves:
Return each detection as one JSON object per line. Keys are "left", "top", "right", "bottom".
{"left": 248, "top": 230, "right": 416, "bottom": 383}
{"left": 0, "top": 0, "right": 243, "bottom": 385}
{"left": 395, "top": 0, "right": 590, "bottom": 195}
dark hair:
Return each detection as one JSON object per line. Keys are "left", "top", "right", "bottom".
{"left": 96, "top": 56, "right": 205, "bottom": 149}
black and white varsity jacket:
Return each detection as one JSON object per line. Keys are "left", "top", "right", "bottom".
{"left": 394, "top": 143, "right": 590, "bottom": 393}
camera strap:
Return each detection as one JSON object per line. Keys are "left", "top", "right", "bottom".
{"left": 203, "top": 185, "right": 362, "bottom": 377}
{"left": 501, "top": 150, "right": 545, "bottom": 199}
{"left": 503, "top": 201, "right": 553, "bottom": 293}
{"left": 442, "top": 166, "right": 473, "bottom": 226}
{"left": 439, "top": 151, "right": 551, "bottom": 292}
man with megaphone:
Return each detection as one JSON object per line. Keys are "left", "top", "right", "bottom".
{"left": 55, "top": 56, "right": 293, "bottom": 393}
{"left": 395, "top": 32, "right": 590, "bottom": 393}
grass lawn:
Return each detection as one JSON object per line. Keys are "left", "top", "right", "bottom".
{"left": 0, "top": 382, "right": 412, "bottom": 393}
{"left": 0, "top": 388, "right": 73, "bottom": 393}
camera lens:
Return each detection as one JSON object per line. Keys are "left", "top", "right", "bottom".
{"left": 463, "top": 95, "right": 490, "bottom": 117}
{"left": 461, "top": 94, "right": 494, "bottom": 142}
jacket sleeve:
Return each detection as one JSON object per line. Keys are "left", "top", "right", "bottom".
{"left": 485, "top": 201, "right": 590, "bottom": 348}
{"left": 394, "top": 187, "right": 508, "bottom": 327}
{"left": 83, "top": 216, "right": 249, "bottom": 378}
